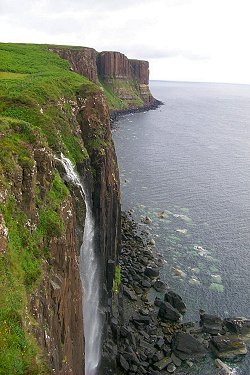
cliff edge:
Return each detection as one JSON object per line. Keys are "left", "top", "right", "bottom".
{"left": 50, "top": 46, "right": 159, "bottom": 112}
{"left": 0, "top": 43, "right": 120, "bottom": 374}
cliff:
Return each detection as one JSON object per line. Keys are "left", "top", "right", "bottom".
{"left": 0, "top": 43, "right": 120, "bottom": 374}
{"left": 50, "top": 46, "right": 159, "bottom": 111}
{"left": 49, "top": 46, "right": 98, "bottom": 83}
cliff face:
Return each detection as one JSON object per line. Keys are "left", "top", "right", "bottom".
{"left": 0, "top": 43, "right": 121, "bottom": 375}
{"left": 51, "top": 46, "right": 158, "bottom": 110}
{"left": 29, "top": 154, "right": 85, "bottom": 375}
{"left": 97, "top": 51, "right": 156, "bottom": 108}
{"left": 50, "top": 46, "right": 98, "bottom": 83}
{"left": 97, "top": 51, "right": 131, "bottom": 79}
{"left": 130, "top": 59, "right": 149, "bottom": 85}
{"left": 0, "top": 120, "right": 87, "bottom": 374}
{"left": 0, "top": 41, "right": 158, "bottom": 375}
{"left": 76, "top": 89, "right": 121, "bottom": 269}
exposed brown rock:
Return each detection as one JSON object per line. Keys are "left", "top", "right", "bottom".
{"left": 76, "top": 89, "right": 121, "bottom": 274}
{"left": 31, "top": 194, "right": 84, "bottom": 375}
{"left": 50, "top": 47, "right": 98, "bottom": 83}
{"left": 51, "top": 46, "right": 158, "bottom": 108}
{"left": 97, "top": 51, "right": 131, "bottom": 79}
{"left": 130, "top": 59, "right": 149, "bottom": 85}
{"left": 0, "top": 214, "right": 8, "bottom": 253}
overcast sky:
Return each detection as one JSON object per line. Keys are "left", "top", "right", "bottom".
{"left": 1, "top": 0, "right": 250, "bottom": 84}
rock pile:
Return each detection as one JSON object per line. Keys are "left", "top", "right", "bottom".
{"left": 105, "top": 212, "right": 250, "bottom": 375}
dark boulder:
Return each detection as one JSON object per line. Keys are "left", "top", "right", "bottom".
{"left": 153, "top": 280, "right": 167, "bottom": 292}
{"left": 155, "top": 337, "right": 165, "bottom": 350}
{"left": 144, "top": 267, "right": 160, "bottom": 278}
{"left": 141, "top": 279, "right": 152, "bottom": 288}
{"left": 152, "top": 355, "right": 172, "bottom": 371}
{"left": 152, "top": 351, "right": 164, "bottom": 362}
{"left": 210, "top": 335, "right": 247, "bottom": 359}
{"left": 200, "top": 313, "right": 223, "bottom": 335}
{"left": 164, "top": 290, "right": 186, "bottom": 314}
{"left": 132, "top": 313, "right": 152, "bottom": 326}
{"left": 224, "top": 317, "right": 250, "bottom": 335}
{"left": 158, "top": 301, "right": 181, "bottom": 322}
{"left": 172, "top": 332, "right": 207, "bottom": 360}
{"left": 118, "top": 354, "right": 130, "bottom": 371}
{"left": 123, "top": 285, "right": 138, "bottom": 301}
{"left": 154, "top": 297, "right": 162, "bottom": 307}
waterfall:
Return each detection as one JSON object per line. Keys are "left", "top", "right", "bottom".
{"left": 58, "top": 154, "right": 102, "bottom": 375}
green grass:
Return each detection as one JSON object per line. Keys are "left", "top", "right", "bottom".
{"left": 0, "top": 72, "right": 28, "bottom": 79}
{"left": 0, "top": 168, "right": 69, "bottom": 374}
{"left": 0, "top": 42, "right": 101, "bottom": 164}
{"left": 0, "top": 42, "right": 128, "bottom": 373}
{"left": 0, "top": 42, "right": 90, "bottom": 371}
{"left": 99, "top": 77, "right": 144, "bottom": 110}
{"left": 112, "top": 265, "right": 121, "bottom": 294}
{"left": 99, "top": 79, "right": 127, "bottom": 110}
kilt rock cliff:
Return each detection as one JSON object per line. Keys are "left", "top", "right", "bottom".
{"left": 0, "top": 43, "right": 159, "bottom": 375}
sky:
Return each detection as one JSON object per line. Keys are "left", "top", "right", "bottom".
{"left": 1, "top": 0, "right": 250, "bottom": 84}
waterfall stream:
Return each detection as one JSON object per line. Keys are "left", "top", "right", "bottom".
{"left": 58, "top": 154, "right": 102, "bottom": 375}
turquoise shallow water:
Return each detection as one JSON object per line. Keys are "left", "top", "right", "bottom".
{"left": 113, "top": 81, "right": 250, "bottom": 374}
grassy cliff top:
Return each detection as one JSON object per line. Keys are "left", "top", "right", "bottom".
{"left": 0, "top": 43, "right": 100, "bottom": 164}
{"left": 0, "top": 43, "right": 101, "bottom": 375}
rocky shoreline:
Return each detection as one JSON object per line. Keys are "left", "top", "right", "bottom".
{"left": 104, "top": 212, "right": 250, "bottom": 375}
{"left": 110, "top": 99, "right": 164, "bottom": 123}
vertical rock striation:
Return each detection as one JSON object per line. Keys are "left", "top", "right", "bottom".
{"left": 0, "top": 43, "right": 157, "bottom": 375}
{"left": 97, "top": 51, "right": 131, "bottom": 79}
{"left": 130, "top": 59, "right": 154, "bottom": 105}
{"left": 130, "top": 59, "right": 149, "bottom": 85}
{"left": 52, "top": 46, "right": 159, "bottom": 110}
{"left": 50, "top": 46, "right": 98, "bottom": 83}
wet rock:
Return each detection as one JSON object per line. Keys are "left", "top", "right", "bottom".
{"left": 123, "top": 349, "right": 140, "bottom": 365}
{"left": 141, "top": 294, "right": 149, "bottom": 303}
{"left": 158, "top": 302, "right": 181, "bottom": 322}
{"left": 167, "top": 363, "right": 176, "bottom": 373}
{"left": 215, "top": 358, "right": 233, "bottom": 375}
{"left": 172, "top": 267, "right": 186, "bottom": 278}
{"left": 141, "top": 280, "right": 152, "bottom": 288}
{"left": 110, "top": 317, "right": 119, "bottom": 338}
{"left": 155, "top": 337, "right": 165, "bottom": 350}
{"left": 123, "top": 285, "right": 138, "bottom": 301}
{"left": 128, "top": 331, "right": 137, "bottom": 349}
{"left": 171, "top": 352, "right": 182, "bottom": 367}
{"left": 224, "top": 317, "right": 250, "bottom": 335}
{"left": 172, "top": 332, "right": 207, "bottom": 360}
{"left": 154, "top": 297, "right": 162, "bottom": 307}
{"left": 153, "top": 280, "right": 167, "bottom": 293}
{"left": 152, "top": 355, "right": 172, "bottom": 371}
{"left": 142, "top": 216, "right": 152, "bottom": 224}
{"left": 118, "top": 354, "right": 130, "bottom": 371}
{"left": 120, "top": 326, "right": 129, "bottom": 338}
{"left": 200, "top": 312, "right": 223, "bottom": 335}
{"left": 144, "top": 267, "right": 159, "bottom": 278}
{"left": 130, "top": 364, "right": 138, "bottom": 372}
{"left": 210, "top": 335, "right": 247, "bottom": 359}
{"left": 132, "top": 313, "right": 152, "bottom": 326}
{"left": 152, "top": 351, "right": 165, "bottom": 362}
{"left": 164, "top": 291, "right": 186, "bottom": 314}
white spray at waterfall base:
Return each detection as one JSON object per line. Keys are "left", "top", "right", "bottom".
{"left": 58, "top": 154, "right": 102, "bottom": 375}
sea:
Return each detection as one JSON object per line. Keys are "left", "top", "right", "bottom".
{"left": 112, "top": 81, "right": 250, "bottom": 374}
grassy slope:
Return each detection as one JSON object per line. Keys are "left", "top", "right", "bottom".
{"left": 0, "top": 43, "right": 101, "bottom": 375}
{"left": 99, "top": 77, "right": 144, "bottom": 111}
